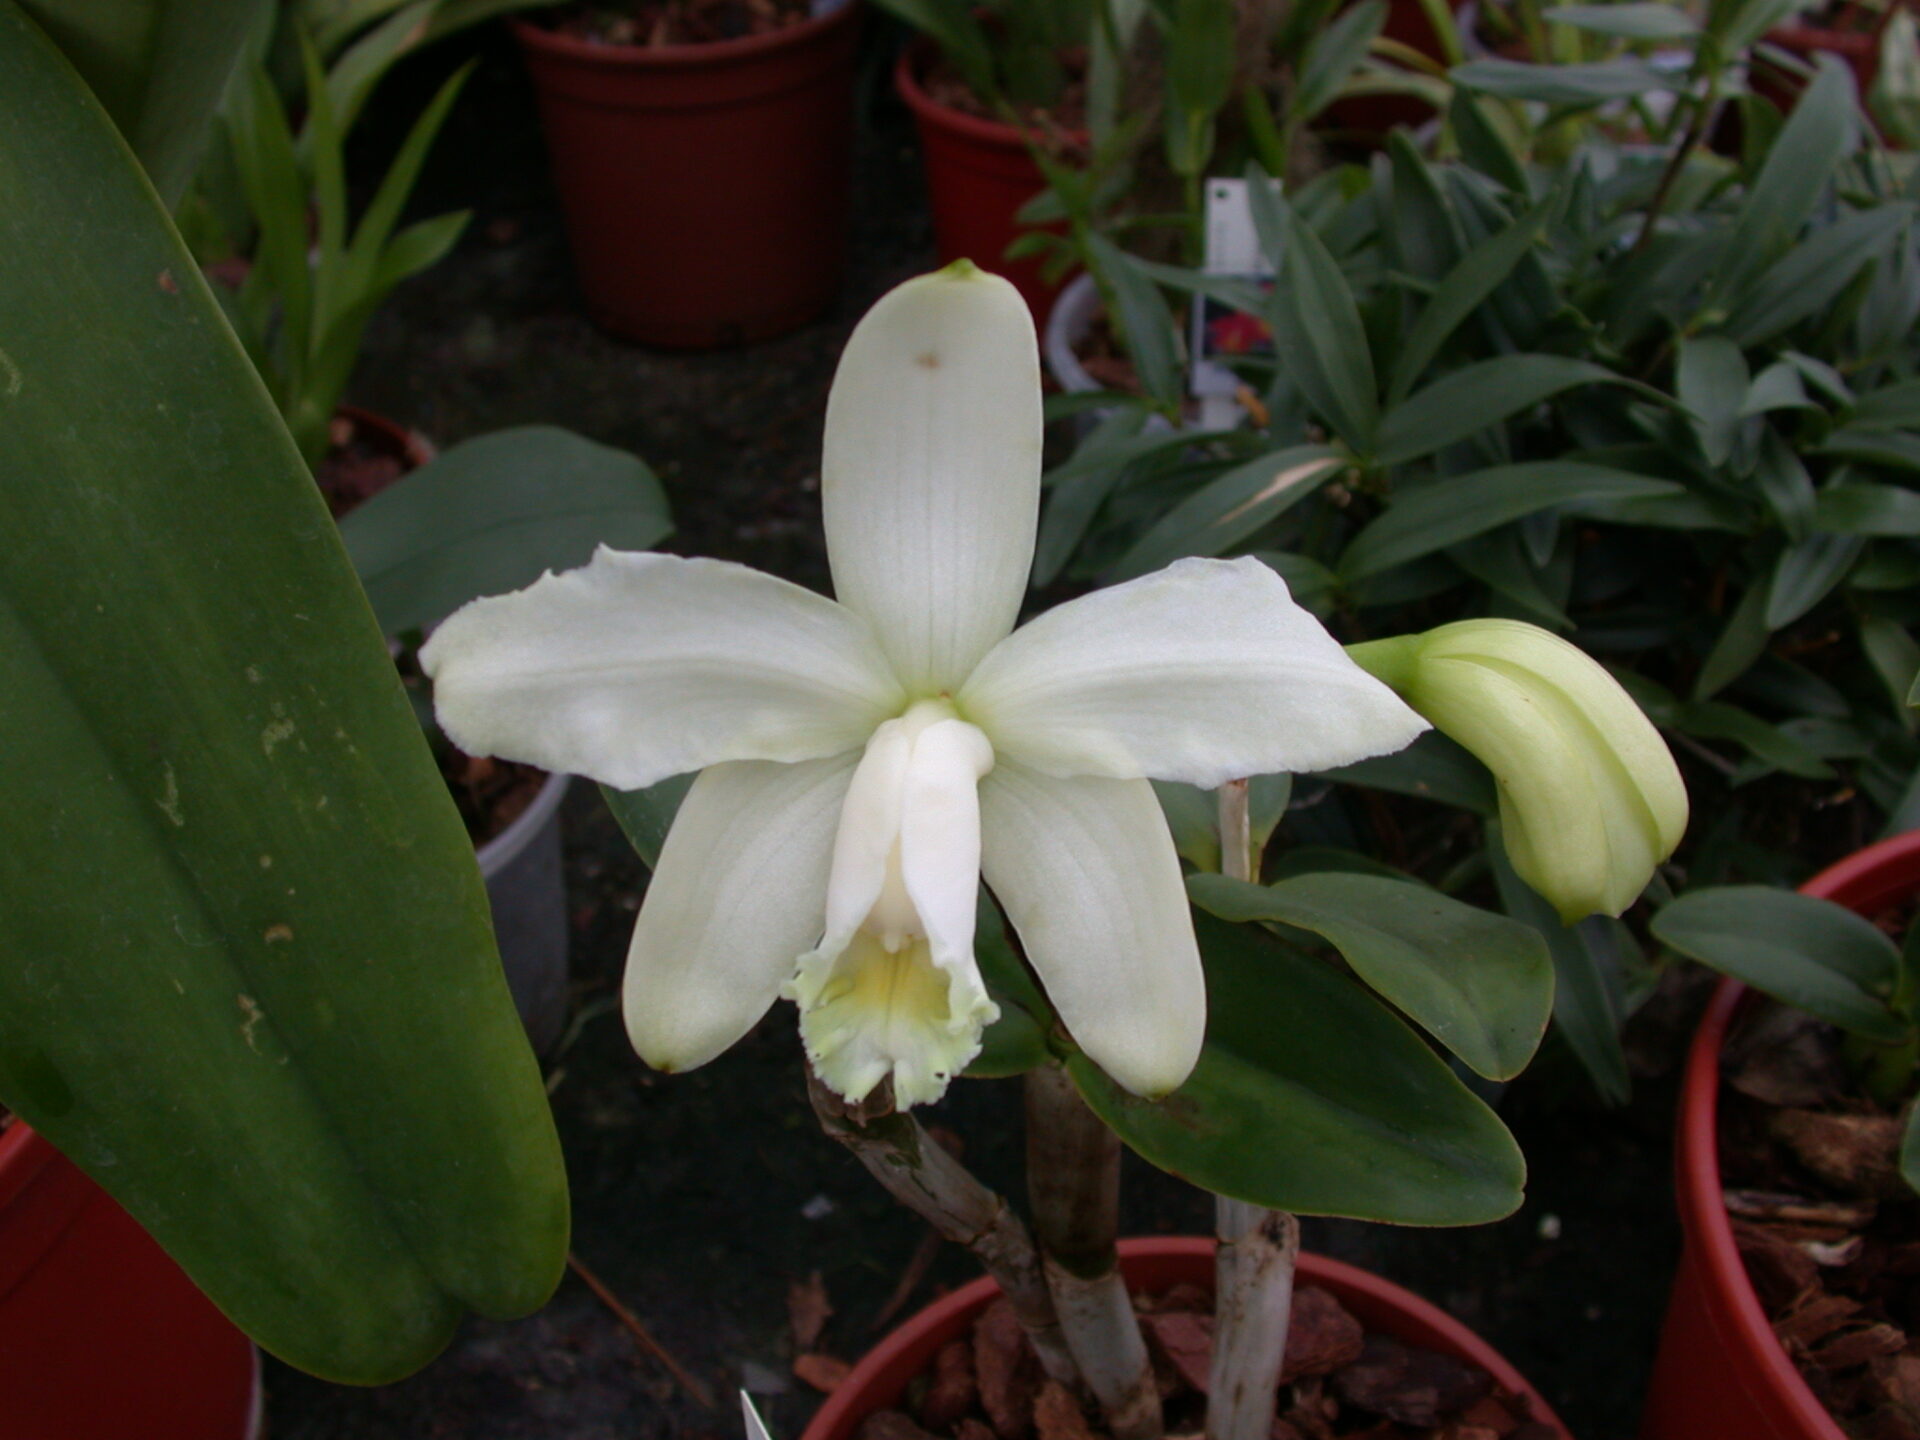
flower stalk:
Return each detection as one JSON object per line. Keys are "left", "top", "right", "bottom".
{"left": 806, "top": 1068, "right": 1079, "bottom": 1385}
{"left": 1025, "top": 1063, "right": 1163, "bottom": 1440}
{"left": 1206, "top": 778, "right": 1299, "bottom": 1440}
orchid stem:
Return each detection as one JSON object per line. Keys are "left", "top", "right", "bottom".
{"left": 1206, "top": 779, "right": 1300, "bottom": 1440}
{"left": 1025, "top": 1063, "right": 1164, "bottom": 1440}
{"left": 806, "top": 1067, "right": 1080, "bottom": 1386}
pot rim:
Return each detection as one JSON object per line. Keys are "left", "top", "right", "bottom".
{"left": 891, "top": 37, "right": 1089, "bottom": 152}
{"left": 800, "top": 1234, "right": 1568, "bottom": 1440}
{"left": 513, "top": 0, "right": 856, "bottom": 70}
{"left": 476, "top": 768, "right": 571, "bottom": 876}
{"left": 1675, "top": 827, "right": 1920, "bottom": 1440}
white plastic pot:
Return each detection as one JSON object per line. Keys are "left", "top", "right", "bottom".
{"left": 476, "top": 770, "right": 571, "bottom": 1056}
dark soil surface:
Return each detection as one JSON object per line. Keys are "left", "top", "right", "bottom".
{"left": 262, "top": 22, "right": 1688, "bottom": 1440}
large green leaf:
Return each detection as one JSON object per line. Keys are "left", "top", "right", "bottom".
{"left": 1189, "top": 872, "right": 1553, "bottom": 1081}
{"left": 339, "top": 425, "right": 672, "bottom": 635}
{"left": 1450, "top": 57, "right": 1683, "bottom": 106}
{"left": 0, "top": 7, "right": 567, "bottom": 1382}
{"left": 1069, "top": 914, "right": 1525, "bottom": 1223}
{"left": 1339, "top": 463, "right": 1679, "bottom": 579}
{"left": 20, "top": 0, "right": 268, "bottom": 205}
{"left": 1653, "top": 887, "right": 1909, "bottom": 1042}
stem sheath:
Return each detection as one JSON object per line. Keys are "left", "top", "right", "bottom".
{"left": 1026, "top": 1064, "right": 1163, "bottom": 1440}
{"left": 807, "top": 1070, "right": 1079, "bottom": 1385}
{"left": 1206, "top": 779, "right": 1300, "bottom": 1440}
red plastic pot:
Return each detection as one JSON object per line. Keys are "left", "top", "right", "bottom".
{"left": 801, "top": 1236, "right": 1571, "bottom": 1440}
{"left": 514, "top": 3, "right": 860, "bottom": 348}
{"left": 893, "top": 42, "right": 1082, "bottom": 328}
{"left": 1639, "top": 828, "right": 1920, "bottom": 1440}
{"left": 0, "top": 1121, "right": 259, "bottom": 1439}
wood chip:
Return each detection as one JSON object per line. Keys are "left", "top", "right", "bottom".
{"left": 794, "top": 1353, "right": 852, "bottom": 1394}
{"left": 919, "top": 1340, "right": 978, "bottom": 1431}
{"left": 1731, "top": 1220, "right": 1819, "bottom": 1312}
{"left": 1279, "top": 1286, "right": 1366, "bottom": 1384}
{"left": 1723, "top": 1190, "right": 1877, "bottom": 1228}
{"left": 1140, "top": 1309, "right": 1213, "bottom": 1394}
{"left": 788, "top": 1272, "right": 833, "bottom": 1352}
{"left": 1328, "top": 1336, "right": 1493, "bottom": 1427}
{"left": 1033, "top": 1380, "right": 1098, "bottom": 1440}
{"left": 1812, "top": 1323, "right": 1908, "bottom": 1373}
{"left": 974, "top": 1299, "right": 1041, "bottom": 1440}
{"left": 1768, "top": 1110, "right": 1906, "bottom": 1200}
{"left": 857, "top": 1411, "right": 939, "bottom": 1440}
{"left": 1774, "top": 1292, "right": 1862, "bottom": 1350}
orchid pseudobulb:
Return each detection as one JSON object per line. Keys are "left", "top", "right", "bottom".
{"left": 422, "top": 262, "right": 1426, "bottom": 1108}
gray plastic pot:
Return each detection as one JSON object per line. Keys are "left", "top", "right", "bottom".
{"left": 477, "top": 770, "right": 571, "bottom": 1056}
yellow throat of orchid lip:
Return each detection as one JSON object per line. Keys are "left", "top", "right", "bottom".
{"left": 786, "top": 698, "right": 1001, "bottom": 1108}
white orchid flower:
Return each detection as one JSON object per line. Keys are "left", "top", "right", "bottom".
{"left": 422, "top": 262, "right": 1426, "bottom": 1109}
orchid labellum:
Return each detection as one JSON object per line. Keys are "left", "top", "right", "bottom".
{"left": 424, "top": 262, "right": 1425, "bottom": 1108}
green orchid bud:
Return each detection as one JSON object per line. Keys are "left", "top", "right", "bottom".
{"left": 1348, "top": 620, "right": 1688, "bottom": 923}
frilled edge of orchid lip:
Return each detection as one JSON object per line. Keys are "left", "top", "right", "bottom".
{"left": 786, "top": 932, "right": 1000, "bottom": 1109}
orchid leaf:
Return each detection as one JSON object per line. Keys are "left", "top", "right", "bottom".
{"left": 1653, "top": 887, "right": 1908, "bottom": 1042}
{"left": 0, "top": 6, "right": 567, "bottom": 1381}
{"left": 1189, "top": 872, "right": 1554, "bottom": 1081}
{"left": 1069, "top": 914, "right": 1525, "bottom": 1223}
{"left": 339, "top": 425, "right": 672, "bottom": 636}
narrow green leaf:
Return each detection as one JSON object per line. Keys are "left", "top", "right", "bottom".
{"left": 1758, "top": 432, "right": 1812, "bottom": 545}
{"left": 0, "top": 8, "right": 567, "bottom": 1381}
{"left": 1293, "top": 0, "right": 1386, "bottom": 119}
{"left": 1546, "top": 3, "right": 1699, "bottom": 37}
{"left": 1153, "top": 779, "right": 1223, "bottom": 872}
{"left": 1340, "top": 463, "right": 1679, "bottom": 579}
{"left": 1821, "top": 427, "right": 1920, "bottom": 473}
{"left": 1106, "top": 446, "right": 1342, "bottom": 580}
{"left": 1069, "top": 915, "right": 1525, "bottom": 1223}
{"left": 1085, "top": 234, "right": 1184, "bottom": 414}
{"left": 1902, "top": 1103, "right": 1920, "bottom": 1194}
{"left": 965, "top": 895, "right": 1054, "bottom": 1078}
{"left": 1722, "top": 204, "right": 1912, "bottom": 347}
{"left": 1375, "top": 356, "right": 1653, "bottom": 467}
{"left": 1677, "top": 699, "right": 1837, "bottom": 777}
{"left": 1261, "top": 182, "right": 1382, "bottom": 450}
{"left": 1190, "top": 872, "right": 1554, "bottom": 1081}
{"left": 1705, "top": 59, "right": 1861, "bottom": 321}
{"left": 1694, "top": 583, "right": 1772, "bottom": 701}
{"left": 1862, "top": 614, "right": 1920, "bottom": 723}
{"left": 1386, "top": 195, "right": 1555, "bottom": 404}
{"left": 1653, "top": 888, "right": 1908, "bottom": 1042}
{"left": 1850, "top": 378, "right": 1920, "bottom": 430}
{"left": 1677, "top": 336, "right": 1750, "bottom": 469}
{"left": 339, "top": 426, "right": 672, "bottom": 636}
{"left": 1489, "top": 838, "right": 1632, "bottom": 1106}
{"left": 1448, "top": 91, "right": 1530, "bottom": 196}
{"left": 1320, "top": 731, "right": 1498, "bottom": 814}
{"left": 1766, "top": 532, "right": 1864, "bottom": 629}
{"left": 1450, "top": 57, "right": 1683, "bottom": 105}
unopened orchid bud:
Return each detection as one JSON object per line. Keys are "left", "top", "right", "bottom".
{"left": 1348, "top": 620, "right": 1687, "bottom": 923}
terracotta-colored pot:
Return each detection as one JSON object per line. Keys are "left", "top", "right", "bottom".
{"left": 801, "top": 1236, "right": 1571, "bottom": 1440}
{"left": 0, "top": 1121, "right": 259, "bottom": 1439}
{"left": 1639, "top": 828, "right": 1920, "bottom": 1440}
{"left": 514, "top": 3, "right": 860, "bottom": 348}
{"left": 893, "top": 41, "right": 1082, "bottom": 328}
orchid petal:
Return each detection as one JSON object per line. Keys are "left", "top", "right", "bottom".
{"left": 823, "top": 262, "right": 1042, "bottom": 694}
{"left": 979, "top": 761, "right": 1204, "bottom": 1099}
{"left": 960, "top": 557, "right": 1427, "bottom": 788}
{"left": 422, "top": 548, "right": 904, "bottom": 791}
{"left": 622, "top": 755, "right": 855, "bottom": 1073}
